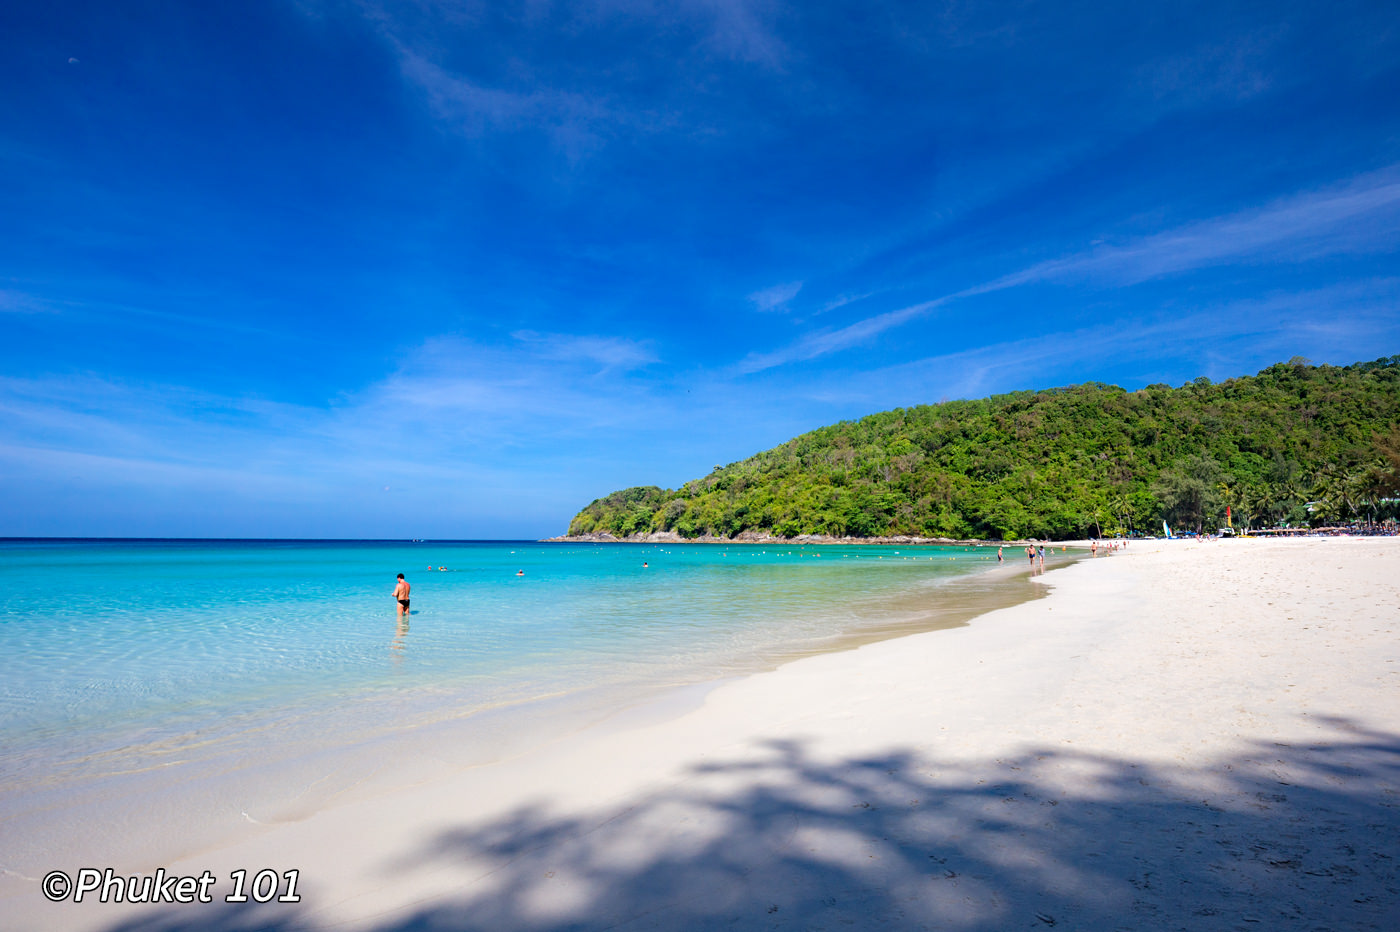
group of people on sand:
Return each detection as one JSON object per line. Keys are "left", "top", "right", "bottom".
{"left": 1089, "top": 539, "right": 1126, "bottom": 557}
{"left": 993, "top": 539, "right": 1125, "bottom": 575}
{"left": 998, "top": 544, "right": 1049, "bottom": 575}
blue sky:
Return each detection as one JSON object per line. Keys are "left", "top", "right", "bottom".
{"left": 3, "top": 1, "right": 1398, "bottom": 538}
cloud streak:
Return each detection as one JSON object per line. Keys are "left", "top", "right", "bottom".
{"left": 0, "top": 290, "right": 53, "bottom": 314}
{"left": 732, "top": 299, "right": 946, "bottom": 374}
{"left": 396, "top": 47, "right": 616, "bottom": 148}
{"left": 747, "top": 280, "right": 803, "bottom": 312}
{"left": 993, "top": 166, "right": 1400, "bottom": 289}
{"left": 0, "top": 327, "right": 692, "bottom": 534}
{"left": 738, "top": 167, "right": 1400, "bottom": 375}
{"left": 809, "top": 277, "right": 1400, "bottom": 407}
{"left": 508, "top": 330, "right": 658, "bottom": 372}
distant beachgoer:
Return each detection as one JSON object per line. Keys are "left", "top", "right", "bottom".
{"left": 1038, "top": 545, "right": 1045, "bottom": 569}
{"left": 516, "top": 570, "right": 524, "bottom": 576}
{"left": 394, "top": 573, "right": 411, "bottom": 616}
{"left": 643, "top": 561, "right": 649, "bottom": 568}
{"left": 997, "top": 546, "right": 1004, "bottom": 563}
{"left": 1026, "top": 546, "right": 1035, "bottom": 565}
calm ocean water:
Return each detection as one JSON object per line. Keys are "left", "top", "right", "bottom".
{"left": 0, "top": 538, "right": 1024, "bottom": 868}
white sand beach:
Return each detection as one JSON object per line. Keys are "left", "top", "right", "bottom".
{"left": 16, "top": 537, "right": 1400, "bottom": 932}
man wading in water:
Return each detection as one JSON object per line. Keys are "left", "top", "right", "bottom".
{"left": 394, "top": 573, "right": 411, "bottom": 617}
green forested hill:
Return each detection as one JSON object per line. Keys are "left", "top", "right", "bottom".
{"left": 567, "top": 357, "right": 1400, "bottom": 541}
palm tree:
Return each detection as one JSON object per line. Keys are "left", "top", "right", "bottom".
{"left": 1309, "top": 463, "right": 1371, "bottom": 525}
{"left": 1107, "top": 492, "right": 1132, "bottom": 536}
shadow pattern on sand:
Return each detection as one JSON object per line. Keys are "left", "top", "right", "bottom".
{"left": 97, "top": 716, "right": 1400, "bottom": 932}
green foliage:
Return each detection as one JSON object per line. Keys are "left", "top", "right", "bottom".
{"left": 1153, "top": 454, "right": 1222, "bottom": 533}
{"left": 567, "top": 357, "right": 1400, "bottom": 540}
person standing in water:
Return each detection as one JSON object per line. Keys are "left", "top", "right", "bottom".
{"left": 394, "top": 573, "right": 411, "bottom": 617}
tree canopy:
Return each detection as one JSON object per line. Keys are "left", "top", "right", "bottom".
{"left": 567, "top": 357, "right": 1400, "bottom": 541}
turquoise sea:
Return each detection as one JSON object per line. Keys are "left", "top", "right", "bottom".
{"left": 0, "top": 538, "right": 1036, "bottom": 870}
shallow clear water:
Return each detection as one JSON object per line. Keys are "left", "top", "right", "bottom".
{"left": 0, "top": 538, "right": 1019, "bottom": 867}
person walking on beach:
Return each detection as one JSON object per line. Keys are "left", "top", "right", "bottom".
{"left": 997, "top": 546, "right": 1004, "bottom": 563}
{"left": 394, "top": 573, "right": 411, "bottom": 617}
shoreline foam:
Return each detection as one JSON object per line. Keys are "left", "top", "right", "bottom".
{"left": 11, "top": 537, "right": 1398, "bottom": 931}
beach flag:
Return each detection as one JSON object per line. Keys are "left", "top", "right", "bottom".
{"left": 1226, "top": 505, "right": 1232, "bottom": 528}
{"left": 1163, "top": 519, "right": 1171, "bottom": 538}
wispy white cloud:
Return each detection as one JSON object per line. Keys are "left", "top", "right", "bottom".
{"left": 0, "top": 282, "right": 288, "bottom": 340}
{"left": 0, "top": 290, "right": 56, "bottom": 314}
{"left": 737, "top": 167, "right": 1400, "bottom": 375}
{"left": 1134, "top": 32, "right": 1280, "bottom": 111}
{"left": 807, "top": 278, "right": 1400, "bottom": 406}
{"left": 0, "top": 441, "right": 315, "bottom": 498}
{"left": 0, "top": 374, "right": 321, "bottom": 472}
{"left": 509, "top": 330, "right": 658, "bottom": 371}
{"left": 816, "top": 291, "right": 875, "bottom": 315}
{"left": 747, "top": 280, "right": 802, "bottom": 312}
{"left": 0, "top": 329, "right": 671, "bottom": 502}
{"left": 352, "top": 0, "right": 792, "bottom": 162}
{"left": 395, "top": 47, "right": 617, "bottom": 155}
{"left": 353, "top": 335, "right": 666, "bottom": 442}
{"left": 690, "top": 0, "right": 787, "bottom": 66}
{"left": 731, "top": 298, "right": 946, "bottom": 374}
{"left": 991, "top": 166, "right": 1400, "bottom": 289}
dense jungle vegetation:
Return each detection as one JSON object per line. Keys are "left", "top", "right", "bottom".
{"left": 568, "top": 357, "right": 1400, "bottom": 541}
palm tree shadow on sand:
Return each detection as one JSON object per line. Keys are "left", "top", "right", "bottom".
{"left": 100, "top": 715, "right": 1400, "bottom": 932}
